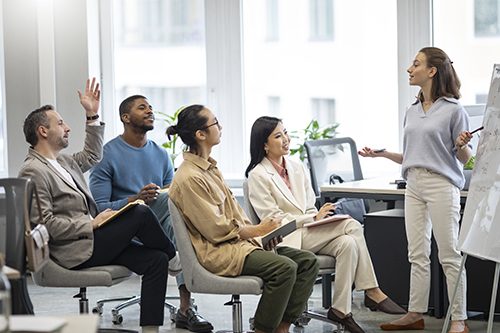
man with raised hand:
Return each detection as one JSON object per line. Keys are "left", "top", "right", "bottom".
{"left": 19, "top": 80, "right": 174, "bottom": 333}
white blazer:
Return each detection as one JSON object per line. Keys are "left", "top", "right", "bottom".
{"left": 247, "top": 157, "right": 318, "bottom": 249}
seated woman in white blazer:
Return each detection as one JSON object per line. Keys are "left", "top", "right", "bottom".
{"left": 246, "top": 116, "right": 405, "bottom": 333}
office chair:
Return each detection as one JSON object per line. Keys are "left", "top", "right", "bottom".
{"left": 304, "top": 137, "right": 372, "bottom": 213}
{"left": 304, "top": 137, "right": 363, "bottom": 198}
{"left": 0, "top": 177, "right": 174, "bottom": 328}
{"left": 1, "top": 177, "right": 36, "bottom": 315}
{"left": 169, "top": 199, "right": 263, "bottom": 333}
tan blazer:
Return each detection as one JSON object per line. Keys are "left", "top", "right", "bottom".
{"left": 247, "top": 157, "right": 318, "bottom": 249}
{"left": 18, "top": 125, "right": 104, "bottom": 269}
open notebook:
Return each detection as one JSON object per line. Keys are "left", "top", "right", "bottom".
{"left": 303, "top": 214, "right": 350, "bottom": 228}
{"left": 97, "top": 199, "right": 145, "bottom": 228}
{"left": 261, "top": 220, "right": 297, "bottom": 247}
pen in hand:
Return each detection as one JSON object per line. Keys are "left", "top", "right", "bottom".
{"left": 460, "top": 126, "right": 484, "bottom": 150}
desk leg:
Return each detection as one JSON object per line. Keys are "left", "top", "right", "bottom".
{"left": 11, "top": 276, "right": 34, "bottom": 314}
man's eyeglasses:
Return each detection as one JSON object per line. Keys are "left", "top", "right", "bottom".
{"left": 200, "top": 119, "right": 220, "bottom": 130}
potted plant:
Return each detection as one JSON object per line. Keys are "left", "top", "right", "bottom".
{"left": 290, "top": 119, "right": 340, "bottom": 161}
{"left": 157, "top": 106, "right": 184, "bottom": 167}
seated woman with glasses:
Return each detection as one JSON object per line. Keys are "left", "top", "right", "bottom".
{"left": 167, "top": 105, "right": 320, "bottom": 333}
{"left": 245, "top": 116, "right": 406, "bottom": 333}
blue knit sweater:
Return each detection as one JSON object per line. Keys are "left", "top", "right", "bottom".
{"left": 89, "top": 136, "right": 174, "bottom": 212}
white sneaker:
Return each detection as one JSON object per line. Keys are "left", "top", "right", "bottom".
{"left": 168, "top": 252, "right": 182, "bottom": 277}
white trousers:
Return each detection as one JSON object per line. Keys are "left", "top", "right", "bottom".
{"left": 301, "top": 217, "right": 378, "bottom": 314}
{"left": 405, "top": 168, "right": 467, "bottom": 320}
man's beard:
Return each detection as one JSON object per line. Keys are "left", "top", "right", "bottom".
{"left": 131, "top": 120, "right": 154, "bottom": 132}
{"left": 52, "top": 137, "right": 68, "bottom": 150}
{"left": 141, "top": 124, "right": 154, "bottom": 131}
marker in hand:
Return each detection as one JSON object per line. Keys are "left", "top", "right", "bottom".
{"left": 460, "top": 126, "right": 484, "bottom": 149}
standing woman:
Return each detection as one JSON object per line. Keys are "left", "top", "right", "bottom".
{"left": 359, "top": 47, "right": 473, "bottom": 333}
{"left": 167, "top": 105, "right": 319, "bottom": 333}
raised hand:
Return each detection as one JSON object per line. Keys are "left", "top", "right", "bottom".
{"left": 78, "top": 77, "right": 101, "bottom": 115}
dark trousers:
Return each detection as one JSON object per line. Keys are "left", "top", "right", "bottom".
{"left": 241, "top": 246, "right": 319, "bottom": 333}
{"left": 76, "top": 205, "right": 175, "bottom": 326}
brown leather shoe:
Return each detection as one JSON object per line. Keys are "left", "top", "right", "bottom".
{"left": 364, "top": 295, "right": 407, "bottom": 314}
{"left": 327, "top": 308, "right": 365, "bottom": 333}
{"left": 380, "top": 319, "right": 425, "bottom": 331}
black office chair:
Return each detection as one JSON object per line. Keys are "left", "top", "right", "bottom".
{"left": 0, "top": 178, "right": 35, "bottom": 314}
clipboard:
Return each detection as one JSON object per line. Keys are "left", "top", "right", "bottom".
{"left": 97, "top": 199, "right": 145, "bottom": 228}
{"left": 261, "top": 220, "right": 297, "bottom": 247}
{"left": 303, "top": 214, "right": 350, "bottom": 228}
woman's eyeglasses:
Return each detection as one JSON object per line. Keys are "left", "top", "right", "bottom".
{"left": 200, "top": 119, "right": 220, "bottom": 130}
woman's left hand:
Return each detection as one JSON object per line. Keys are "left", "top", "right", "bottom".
{"left": 455, "top": 131, "right": 472, "bottom": 150}
{"left": 315, "top": 202, "right": 336, "bottom": 220}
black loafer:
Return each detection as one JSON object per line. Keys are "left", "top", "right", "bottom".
{"left": 175, "top": 308, "right": 214, "bottom": 333}
{"left": 327, "top": 308, "right": 365, "bottom": 333}
{"left": 365, "top": 294, "right": 407, "bottom": 314}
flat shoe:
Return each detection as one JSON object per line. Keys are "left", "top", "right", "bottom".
{"left": 449, "top": 323, "right": 469, "bottom": 333}
{"left": 327, "top": 308, "right": 365, "bottom": 333}
{"left": 365, "top": 294, "right": 407, "bottom": 314}
{"left": 380, "top": 319, "right": 425, "bottom": 331}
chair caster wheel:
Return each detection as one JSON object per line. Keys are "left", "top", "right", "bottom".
{"left": 169, "top": 307, "right": 177, "bottom": 323}
{"left": 92, "top": 305, "right": 103, "bottom": 315}
{"left": 293, "top": 315, "right": 311, "bottom": 327}
{"left": 249, "top": 317, "right": 255, "bottom": 330}
{"left": 112, "top": 314, "right": 123, "bottom": 325}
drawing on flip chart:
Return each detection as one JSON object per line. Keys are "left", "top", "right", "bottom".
{"left": 458, "top": 64, "right": 500, "bottom": 263}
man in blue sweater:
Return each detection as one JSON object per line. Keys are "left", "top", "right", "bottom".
{"left": 89, "top": 95, "right": 213, "bottom": 333}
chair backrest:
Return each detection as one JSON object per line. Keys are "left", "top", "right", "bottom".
{"left": 0, "top": 178, "right": 33, "bottom": 272}
{"left": 304, "top": 137, "right": 363, "bottom": 197}
{"left": 168, "top": 199, "right": 262, "bottom": 295}
{"left": 242, "top": 180, "right": 260, "bottom": 225}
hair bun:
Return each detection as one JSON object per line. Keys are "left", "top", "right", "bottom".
{"left": 166, "top": 125, "right": 178, "bottom": 138}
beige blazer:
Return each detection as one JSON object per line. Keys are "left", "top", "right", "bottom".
{"left": 247, "top": 157, "right": 318, "bottom": 249}
{"left": 18, "top": 125, "right": 104, "bottom": 269}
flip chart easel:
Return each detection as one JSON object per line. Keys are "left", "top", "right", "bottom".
{"left": 442, "top": 64, "right": 500, "bottom": 333}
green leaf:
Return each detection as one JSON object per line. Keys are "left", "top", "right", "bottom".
{"left": 289, "top": 118, "right": 339, "bottom": 160}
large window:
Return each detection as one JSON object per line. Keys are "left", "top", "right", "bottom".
{"left": 112, "top": 0, "right": 206, "bottom": 166}
{"left": 474, "top": 0, "right": 500, "bottom": 37}
{"left": 309, "top": 0, "right": 334, "bottom": 40}
{"left": 266, "top": 0, "right": 279, "bottom": 41}
{"left": 242, "top": 0, "right": 399, "bottom": 178}
{"left": 311, "top": 98, "right": 336, "bottom": 125}
{"left": 433, "top": 0, "right": 500, "bottom": 105}
{"left": 116, "top": 0, "right": 204, "bottom": 46}
{"left": 0, "top": 85, "right": 5, "bottom": 176}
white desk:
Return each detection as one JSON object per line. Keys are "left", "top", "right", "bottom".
{"left": 320, "top": 177, "right": 468, "bottom": 203}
